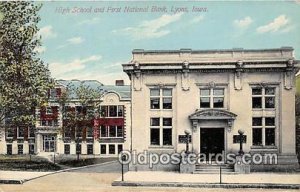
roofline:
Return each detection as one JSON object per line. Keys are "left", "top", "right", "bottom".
{"left": 132, "top": 47, "right": 294, "bottom": 54}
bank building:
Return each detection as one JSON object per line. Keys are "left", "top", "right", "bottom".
{"left": 122, "top": 47, "right": 299, "bottom": 172}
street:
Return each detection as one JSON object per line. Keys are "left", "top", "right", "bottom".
{"left": 0, "top": 162, "right": 297, "bottom": 192}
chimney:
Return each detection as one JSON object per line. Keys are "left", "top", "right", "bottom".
{"left": 115, "top": 80, "right": 124, "bottom": 86}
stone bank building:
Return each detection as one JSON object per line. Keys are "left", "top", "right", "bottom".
{"left": 123, "top": 47, "right": 299, "bottom": 171}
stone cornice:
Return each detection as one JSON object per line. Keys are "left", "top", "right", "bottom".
{"left": 189, "top": 109, "right": 237, "bottom": 120}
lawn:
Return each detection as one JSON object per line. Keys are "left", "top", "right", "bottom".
{"left": 0, "top": 155, "right": 61, "bottom": 171}
{"left": 0, "top": 154, "right": 117, "bottom": 171}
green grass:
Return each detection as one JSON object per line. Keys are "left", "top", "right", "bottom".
{"left": 57, "top": 156, "right": 117, "bottom": 167}
{"left": 0, "top": 155, "right": 61, "bottom": 171}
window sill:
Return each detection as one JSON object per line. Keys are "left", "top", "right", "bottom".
{"left": 250, "top": 145, "right": 277, "bottom": 150}
{"left": 148, "top": 145, "right": 174, "bottom": 149}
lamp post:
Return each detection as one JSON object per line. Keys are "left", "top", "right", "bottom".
{"left": 121, "top": 154, "right": 127, "bottom": 181}
{"left": 184, "top": 129, "right": 191, "bottom": 154}
{"left": 238, "top": 129, "right": 245, "bottom": 155}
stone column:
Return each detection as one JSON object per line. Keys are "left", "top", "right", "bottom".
{"left": 191, "top": 120, "right": 199, "bottom": 153}
{"left": 23, "top": 141, "right": 29, "bottom": 154}
{"left": 35, "top": 133, "right": 42, "bottom": 153}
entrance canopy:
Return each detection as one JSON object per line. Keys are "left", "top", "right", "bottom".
{"left": 189, "top": 109, "right": 237, "bottom": 120}
{"left": 189, "top": 109, "right": 237, "bottom": 131}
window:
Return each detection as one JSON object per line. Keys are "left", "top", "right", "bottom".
{"left": 109, "top": 126, "right": 116, "bottom": 137}
{"left": 6, "top": 128, "right": 14, "bottom": 138}
{"left": 200, "top": 88, "right": 224, "bottom": 108}
{"left": 150, "top": 117, "right": 172, "bottom": 146}
{"left": 76, "top": 129, "right": 83, "bottom": 138}
{"left": 100, "top": 105, "right": 124, "bottom": 117}
{"left": 40, "top": 120, "right": 58, "bottom": 127}
{"left": 87, "top": 144, "right": 93, "bottom": 155}
{"left": 101, "top": 126, "right": 123, "bottom": 138}
{"left": 64, "top": 144, "right": 70, "bottom": 154}
{"left": 109, "top": 106, "right": 117, "bottom": 117}
{"left": 87, "top": 127, "right": 93, "bottom": 138}
{"left": 29, "top": 127, "right": 35, "bottom": 138}
{"left": 29, "top": 144, "right": 35, "bottom": 154}
{"left": 17, "top": 127, "right": 25, "bottom": 138}
{"left": 109, "top": 144, "right": 115, "bottom": 154}
{"left": 64, "top": 129, "right": 71, "bottom": 138}
{"left": 18, "top": 144, "right": 23, "bottom": 154}
{"left": 76, "top": 144, "right": 81, "bottom": 154}
{"left": 100, "top": 144, "right": 106, "bottom": 154}
{"left": 118, "top": 144, "right": 123, "bottom": 154}
{"left": 150, "top": 88, "right": 172, "bottom": 110}
{"left": 46, "top": 107, "right": 53, "bottom": 115}
{"left": 49, "top": 89, "right": 57, "bottom": 98}
{"left": 118, "top": 106, "right": 124, "bottom": 117}
{"left": 252, "top": 87, "right": 275, "bottom": 109}
{"left": 252, "top": 117, "right": 276, "bottom": 146}
{"left": 117, "top": 126, "right": 123, "bottom": 137}
{"left": 7, "top": 144, "right": 12, "bottom": 155}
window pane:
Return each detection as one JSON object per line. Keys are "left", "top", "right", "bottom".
{"left": 163, "top": 89, "right": 172, "bottom": 96}
{"left": 150, "top": 129, "right": 160, "bottom": 145}
{"left": 29, "top": 145, "right": 35, "bottom": 154}
{"left": 118, "top": 106, "right": 124, "bottom": 117}
{"left": 7, "top": 128, "right": 14, "bottom": 137}
{"left": 7, "top": 145, "right": 12, "bottom": 155}
{"left": 265, "top": 128, "right": 275, "bottom": 146}
{"left": 29, "top": 127, "right": 35, "bottom": 138}
{"left": 18, "top": 145, "right": 23, "bottom": 155}
{"left": 150, "top": 89, "right": 160, "bottom": 96}
{"left": 200, "top": 89, "right": 210, "bottom": 96}
{"left": 150, "top": 118, "right": 160, "bottom": 126}
{"left": 109, "top": 145, "right": 115, "bottom": 154}
{"left": 252, "top": 88, "right": 262, "bottom": 95}
{"left": 265, "top": 97, "right": 275, "bottom": 108}
{"left": 109, "top": 126, "right": 116, "bottom": 137}
{"left": 109, "top": 106, "right": 117, "bottom": 117}
{"left": 163, "top": 98, "right": 172, "bottom": 109}
{"left": 213, "top": 97, "right": 224, "bottom": 108}
{"left": 87, "top": 144, "right": 93, "bottom": 155}
{"left": 200, "top": 97, "right": 210, "bottom": 108}
{"left": 252, "top": 128, "right": 262, "bottom": 146}
{"left": 252, "top": 97, "right": 262, "bottom": 108}
{"left": 64, "top": 144, "right": 70, "bottom": 154}
{"left": 163, "top": 118, "right": 172, "bottom": 126}
{"left": 18, "top": 127, "right": 24, "bottom": 137}
{"left": 213, "top": 89, "right": 224, "bottom": 96}
{"left": 100, "top": 144, "right": 106, "bottom": 154}
{"left": 118, "top": 144, "right": 123, "bottom": 154}
{"left": 76, "top": 129, "right": 82, "bottom": 138}
{"left": 265, "top": 87, "right": 275, "bottom": 95}
{"left": 117, "top": 126, "right": 123, "bottom": 137}
{"left": 87, "top": 127, "right": 93, "bottom": 137}
{"left": 163, "top": 129, "right": 172, "bottom": 145}
{"left": 265, "top": 117, "right": 275, "bottom": 126}
{"left": 252, "top": 117, "right": 262, "bottom": 126}
{"left": 150, "top": 98, "right": 160, "bottom": 109}
{"left": 100, "top": 126, "right": 107, "bottom": 137}
{"left": 100, "top": 106, "right": 108, "bottom": 117}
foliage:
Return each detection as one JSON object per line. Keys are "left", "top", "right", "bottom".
{"left": 0, "top": 2, "right": 53, "bottom": 129}
{"left": 55, "top": 82, "right": 105, "bottom": 139}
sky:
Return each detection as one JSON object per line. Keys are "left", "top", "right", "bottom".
{"left": 36, "top": 1, "right": 300, "bottom": 85}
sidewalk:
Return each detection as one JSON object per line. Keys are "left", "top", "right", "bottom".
{"left": 112, "top": 171, "right": 300, "bottom": 189}
{"left": 0, "top": 171, "right": 52, "bottom": 184}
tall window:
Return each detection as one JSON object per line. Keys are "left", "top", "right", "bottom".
{"left": 252, "top": 87, "right": 275, "bottom": 109}
{"left": 17, "top": 127, "right": 25, "bottom": 138}
{"left": 150, "top": 117, "right": 172, "bottom": 146}
{"left": 150, "top": 88, "right": 172, "bottom": 110}
{"left": 6, "top": 128, "right": 14, "bottom": 138}
{"left": 87, "top": 127, "right": 93, "bottom": 138}
{"left": 252, "top": 117, "right": 276, "bottom": 146}
{"left": 200, "top": 88, "right": 224, "bottom": 108}
{"left": 100, "top": 105, "right": 124, "bottom": 117}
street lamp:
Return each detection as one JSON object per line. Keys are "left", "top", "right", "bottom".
{"left": 184, "top": 129, "right": 191, "bottom": 154}
{"left": 238, "top": 129, "right": 245, "bottom": 155}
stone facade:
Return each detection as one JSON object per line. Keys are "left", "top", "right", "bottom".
{"left": 123, "top": 47, "right": 300, "bottom": 171}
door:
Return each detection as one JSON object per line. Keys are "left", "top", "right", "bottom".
{"left": 200, "top": 128, "right": 224, "bottom": 160}
{"left": 43, "top": 135, "right": 56, "bottom": 152}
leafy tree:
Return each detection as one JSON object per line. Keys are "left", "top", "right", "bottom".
{"left": 0, "top": 2, "right": 53, "bottom": 137}
{"left": 55, "top": 82, "right": 105, "bottom": 141}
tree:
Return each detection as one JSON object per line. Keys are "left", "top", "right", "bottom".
{"left": 56, "top": 82, "right": 105, "bottom": 141}
{"left": 0, "top": 2, "right": 53, "bottom": 137}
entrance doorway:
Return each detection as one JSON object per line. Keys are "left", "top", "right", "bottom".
{"left": 200, "top": 128, "right": 224, "bottom": 160}
{"left": 43, "top": 135, "right": 56, "bottom": 152}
